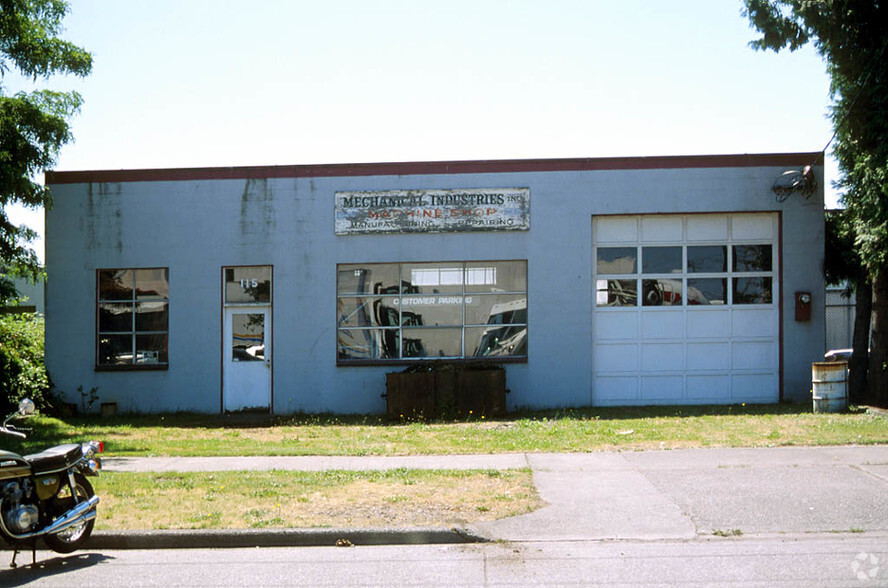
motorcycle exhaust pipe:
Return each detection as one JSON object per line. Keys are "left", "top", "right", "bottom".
{"left": 3, "top": 495, "right": 100, "bottom": 540}
{"left": 42, "top": 495, "right": 100, "bottom": 536}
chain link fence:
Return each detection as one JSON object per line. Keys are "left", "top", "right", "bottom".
{"left": 825, "top": 285, "right": 855, "bottom": 353}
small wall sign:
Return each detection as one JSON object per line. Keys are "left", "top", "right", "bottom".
{"left": 335, "top": 188, "right": 530, "bottom": 235}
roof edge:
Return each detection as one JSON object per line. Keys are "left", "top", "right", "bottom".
{"left": 45, "top": 152, "right": 825, "bottom": 185}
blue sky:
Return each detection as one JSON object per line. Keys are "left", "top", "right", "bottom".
{"left": 7, "top": 1, "right": 839, "bottom": 259}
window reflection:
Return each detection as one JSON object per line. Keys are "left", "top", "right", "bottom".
{"left": 224, "top": 266, "right": 271, "bottom": 303}
{"left": 397, "top": 296, "right": 462, "bottom": 326}
{"left": 99, "top": 270, "right": 134, "bottom": 301}
{"left": 136, "top": 334, "right": 168, "bottom": 364}
{"left": 97, "top": 268, "right": 169, "bottom": 367}
{"left": 687, "top": 246, "right": 727, "bottom": 273}
{"left": 733, "top": 277, "right": 773, "bottom": 304}
{"left": 338, "top": 329, "right": 400, "bottom": 360}
{"left": 99, "top": 303, "right": 133, "bottom": 332}
{"left": 597, "top": 248, "right": 637, "bottom": 274}
{"left": 687, "top": 278, "right": 727, "bottom": 305}
{"left": 135, "top": 302, "right": 169, "bottom": 331}
{"left": 403, "top": 263, "right": 463, "bottom": 294}
{"left": 401, "top": 328, "right": 461, "bottom": 358}
{"left": 642, "top": 247, "right": 682, "bottom": 274}
{"left": 337, "top": 261, "right": 528, "bottom": 362}
{"left": 469, "top": 325, "right": 527, "bottom": 357}
{"left": 98, "top": 334, "right": 132, "bottom": 366}
{"left": 733, "top": 245, "right": 772, "bottom": 272}
{"left": 466, "top": 261, "right": 526, "bottom": 293}
{"left": 596, "top": 280, "right": 637, "bottom": 307}
{"left": 231, "top": 313, "right": 265, "bottom": 362}
{"left": 642, "top": 279, "right": 683, "bottom": 306}
{"left": 337, "top": 265, "right": 401, "bottom": 295}
{"left": 466, "top": 295, "right": 525, "bottom": 325}
{"left": 135, "top": 268, "right": 170, "bottom": 299}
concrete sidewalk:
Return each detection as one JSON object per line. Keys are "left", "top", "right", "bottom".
{"left": 90, "top": 445, "right": 888, "bottom": 549}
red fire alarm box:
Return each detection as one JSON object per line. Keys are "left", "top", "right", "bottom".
{"left": 795, "top": 291, "right": 812, "bottom": 322}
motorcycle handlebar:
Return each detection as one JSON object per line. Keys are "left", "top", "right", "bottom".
{"left": 0, "top": 426, "right": 26, "bottom": 439}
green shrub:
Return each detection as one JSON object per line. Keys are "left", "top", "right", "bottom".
{"left": 0, "top": 314, "right": 52, "bottom": 413}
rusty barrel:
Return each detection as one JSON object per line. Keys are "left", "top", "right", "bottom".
{"left": 812, "top": 361, "right": 848, "bottom": 413}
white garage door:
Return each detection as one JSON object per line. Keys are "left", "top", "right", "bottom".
{"left": 592, "top": 213, "right": 779, "bottom": 405}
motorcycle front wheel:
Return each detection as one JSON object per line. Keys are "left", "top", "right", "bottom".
{"left": 43, "top": 473, "right": 96, "bottom": 554}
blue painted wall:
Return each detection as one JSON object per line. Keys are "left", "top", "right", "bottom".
{"left": 45, "top": 156, "right": 824, "bottom": 413}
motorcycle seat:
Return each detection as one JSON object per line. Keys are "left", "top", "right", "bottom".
{"left": 25, "top": 444, "right": 82, "bottom": 475}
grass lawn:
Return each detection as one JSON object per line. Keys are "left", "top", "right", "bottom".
{"left": 92, "top": 469, "right": 540, "bottom": 532}
{"left": 6, "top": 403, "right": 887, "bottom": 458}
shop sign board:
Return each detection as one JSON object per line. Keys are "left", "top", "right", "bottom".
{"left": 335, "top": 188, "right": 530, "bottom": 235}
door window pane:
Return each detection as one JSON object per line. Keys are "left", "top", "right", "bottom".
{"left": 224, "top": 266, "right": 272, "bottom": 303}
{"left": 597, "top": 247, "right": 637, "bottom": 274}
{"left": 642, "top": 247, "right": 682, "bottom": 274}
{"left": 231, "top": 313, "right": 265, "bottom": 362}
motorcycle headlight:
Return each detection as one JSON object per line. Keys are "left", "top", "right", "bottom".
{"left": 81, "top": 440, "right": 104, "bottom": 459}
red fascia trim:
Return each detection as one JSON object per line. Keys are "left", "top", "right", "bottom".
{"left": 45, "top": 152, "right": 824, "bottom": 185}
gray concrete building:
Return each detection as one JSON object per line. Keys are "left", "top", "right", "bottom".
{"left": 44, "top": 152, "right": 824, "bottom": 414}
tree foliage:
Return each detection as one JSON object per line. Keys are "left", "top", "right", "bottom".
{"left": 744, "top": 0, "right": 888, "bottom": 405}
{"left": 745, "top": 0, "right": 888, "bottom": 271}
{"left": 0, "top": 313, "right": 51, "bottom": 412}
{"left": 0, "top": 0, "right": 91, "bottom": 304}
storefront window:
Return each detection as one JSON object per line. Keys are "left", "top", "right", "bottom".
{"left": 337, "top": 261, "right": 528, "bottom": 363}
{"left": 97, "top": 268, "right": 169, "bottom": 368}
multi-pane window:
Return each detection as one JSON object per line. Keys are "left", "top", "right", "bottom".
{"left": 337, "top": 260, "right": 527, "bottom": 362}
{"left": 595, "top": 244, "right": 773, "bottom": 307}
{"left": 97, "top": 268, "right": 169, "bottom": 368}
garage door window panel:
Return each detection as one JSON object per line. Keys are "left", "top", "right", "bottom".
{"left": 597, "top": 247, "right": 637, "bottom": 274}
{"left": 596, "top": 279, "right": 637, "bottom": 307}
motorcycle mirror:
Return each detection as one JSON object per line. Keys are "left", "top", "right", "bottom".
{"left": 18, "top": 398, "right": 35, "bottom": 415}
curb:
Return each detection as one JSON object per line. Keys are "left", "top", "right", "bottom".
{"left": 86, "top": 527, "right": 488, "bottom": 550}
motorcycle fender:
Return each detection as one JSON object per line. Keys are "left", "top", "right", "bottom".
{"left": 35, "top": 474, "right": 61, "bottom": 501}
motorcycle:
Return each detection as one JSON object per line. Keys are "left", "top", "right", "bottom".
{"left": 0, "top": 399, "right": 102, "bottom": 568}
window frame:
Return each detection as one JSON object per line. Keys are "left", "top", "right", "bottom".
{"left": 96, "top": 267, "right": 170, "bottom": 371}
{"left": 336, "top": 260, "right": 528, "bottom": 365}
